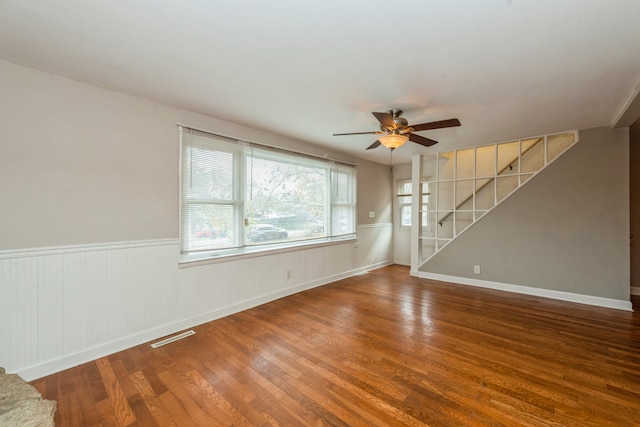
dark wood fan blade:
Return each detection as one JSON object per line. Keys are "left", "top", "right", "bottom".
{"left": 333, "top": 131, "right": 379, "bottom": 136}
{"left": 409, "top": 133, "right": 438, "bottom": 147}
{"left": 411, "top": 118, "right": 461, "bottom": 132}
{"left": 366, "top": 140, "right": 381, "bottom": 150}
{"left": 372, "top": 112, "right": 395, "bottom": 129}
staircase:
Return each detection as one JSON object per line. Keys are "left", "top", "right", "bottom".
{"left": 411, "top": 131, "right": 578, "bottom": 269}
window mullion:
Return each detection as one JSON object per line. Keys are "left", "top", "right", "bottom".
{"left": 237, "top": 145, "right": 247, "bottom": 246}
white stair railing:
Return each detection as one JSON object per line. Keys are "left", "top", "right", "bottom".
{"left": 412, "top": 131, "right": 578, "bottom": 270}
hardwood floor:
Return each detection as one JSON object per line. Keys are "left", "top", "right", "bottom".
{"left": 32, "top": 265, "right": 640, "bottom": 426}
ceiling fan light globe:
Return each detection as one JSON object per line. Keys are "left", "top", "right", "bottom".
{"left": 379, "top": 133, "right": 409, "bottom": 149}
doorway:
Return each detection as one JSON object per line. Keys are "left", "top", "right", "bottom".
{"left": 631, "top": 117, "right": 639, "bottom": 297}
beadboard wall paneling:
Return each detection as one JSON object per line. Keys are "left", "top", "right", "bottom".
{"left": 0, "top": 240, "right": 178, "bottom": 378}
{"left": 0, "top": 224, "right": 392, "bottom": 381}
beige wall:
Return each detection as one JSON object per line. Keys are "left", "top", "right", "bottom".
{"left": 420, "top": 127, "right": 630, "bottom": 301}
{"left": 0, "top": 61, "right": 387, "bottom": 250}
{"left": 357, "top": 161, "right": 393, "bottom": 225}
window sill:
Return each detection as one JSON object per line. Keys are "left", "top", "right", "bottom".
{"left": 178, "top": 235, "right": 357, "bottom": 269}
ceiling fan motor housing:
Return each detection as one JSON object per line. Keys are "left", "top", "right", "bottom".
{"left": 381, "top": 110, "right": 410, "bottom": 133}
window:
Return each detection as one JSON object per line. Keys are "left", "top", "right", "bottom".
{"left": 397, "top": 180, "right": 429, "bottom": 228}
{"left": 179, "top": 126, "right": 356, "bottom": 256}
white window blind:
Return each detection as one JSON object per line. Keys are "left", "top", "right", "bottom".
{"left": 331, "top": 164, "right": 356, "bottom": 237}
{"left": 179, "top": 126, "right": 356, "bottom": 255}
{"left": 180, "top": 130, "right": 241, "bottom": 253}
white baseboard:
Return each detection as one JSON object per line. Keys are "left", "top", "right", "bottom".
{"left": 632, "top": 286, "right": 640, "bottom": 296}
{"left": 417, "top": 272, "right": 633, "bottom": 312}
{"left": 16, "top": 259, "right": 393, "bottom": 382}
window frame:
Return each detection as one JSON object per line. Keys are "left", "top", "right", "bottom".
{"left": 398, "top": 180, "right": 413, "bottom": 228}
{"left": 397, "top": 179, "right": 430, "bottom": 230}
{"left": 179, "top": 125, "right": 357, "bottom": 264}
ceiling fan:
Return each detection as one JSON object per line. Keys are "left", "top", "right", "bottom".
{"left": 333, "top": 109, "right": 461, "bottom": 150}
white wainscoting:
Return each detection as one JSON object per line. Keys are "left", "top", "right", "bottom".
{"left": 0, "top": 223, "right": 393, "bottom": 381}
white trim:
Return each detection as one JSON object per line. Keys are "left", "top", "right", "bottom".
{"left": 357, "top": 222, "right": 393, "bottom": 229}
{"left": 179, "top": 236, "right": 357, "bottom": 268}
{"left": 178, "top": 223, "right": 392, "bottom": 268}
{"left": 612, "top": 80, "right": 640, "bottom": 128}
{"left": 415, "top": 271, "right": 633, "bottom": 312}
{"left": 631, "top": 286, "right": 640, "bottom": 296}
{"left": 0, "top": 238, "right": 178, "bottom": 260}
{"left": 15, "top": 259, "right": 392, "bottom": 382}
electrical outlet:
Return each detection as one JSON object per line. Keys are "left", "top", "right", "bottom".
{"left": 286, "top": 270, "right": 292, "bottom": 280}
{"left": 474, "top": 265, "right": 481, "bottom": 274}
{"left": 369, "top": 211, "right": 375, "bottom": 218}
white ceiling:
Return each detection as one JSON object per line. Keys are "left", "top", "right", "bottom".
{"left": 1, "top": 0, "right": 639, "bottom": 165}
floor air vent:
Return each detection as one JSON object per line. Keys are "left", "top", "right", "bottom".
{"left": 150, "top": 330, "right": 195, "bottom": 348}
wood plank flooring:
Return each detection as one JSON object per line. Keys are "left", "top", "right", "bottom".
{"left": 32, "top": 265, "right": 640, "bottom": 426}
